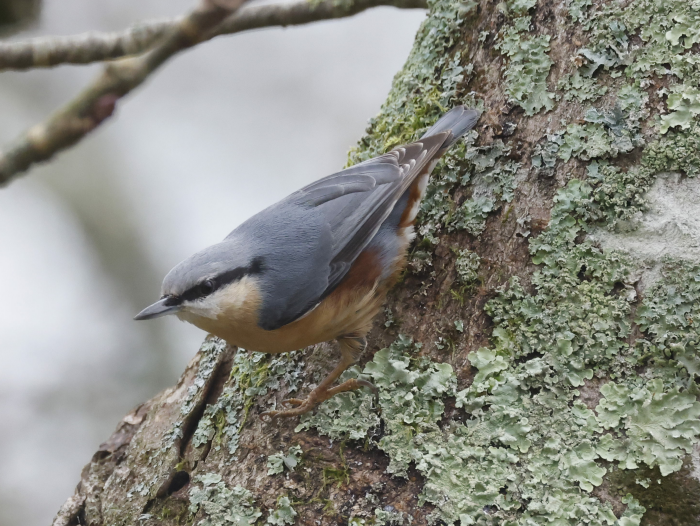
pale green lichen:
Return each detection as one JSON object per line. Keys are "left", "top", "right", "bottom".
{"left": 366, "top": 345, "right": 456, "bottom": 477}
{"left": 558, "top": 103, "right": 644, "bottom": 162}
{"left": 470, "top": 136, "right": 700, "bottom": 519}
{"left": 266, "top": 496, "right": 297, "bottom": 525}
{"left": 578, "top": 46, "right": 626, "bottom": 78}
{"left": 552, "top": 79, "right": 649, "bottom": 174}
{"left": 302, "top": 328, "right": 627, "bottom": 524}
{"left": 496, "top": 16, "right": 555, "bottom": 115}
{"left": 303, "top": 279, "right": 665, "bottom": 525}
{"left": 442, "top": 176, "right": 658, "bottom": 524}
{"left": 188, "top": 474, "right": 262, "bottom": 526}
{"left": 531, "top": 132, "right": 564, "bottom": 174}
{"left": 659, "top": 86, "right": 700, "bottom": 133}
{"left": 475, "top": 6, "right": 700, "bottom": 515}
{"left": 639, "top": 122, "right": 700, "bottom": 177}
{"left": 584, "top": 122, "right": 700, "bottom": 229}
{"left": 192, "top": 349, "right": 304, "bottom": 455}
{"left": 294, "top": 365, "right": 380, "bottom": 440}
{"left": 442, "top": 141, "right": 520, "bottom": 236}
{"left": 557, "top": 71, "right": 609, "bottom": 103}
{"left": 448, "top": 195, "right": 495, "bottom": 235}
{"left": 636, "top": 262, "right": 700, "bottom": 354}
{"left": 374, "top": 507, "right": 412, "bottom": 525}
{"left": 574, "top": 0, "right": 700, "bottom": 133}
{"left": 554, "top": 82, "right": 646, "bottom": 169}
{"left": 504, "top": 0, "right": 536, "bottom": 15}
{"left": 632, "top": 261, "right": 700, "bottom": 399}
{"left": 296, "top": 335, "right": 424, "bottom": 442}
{"left": 465, "top": 140, "right": 520, "bottom": 203}
{"left": 566, "top": 0, "right": 592, "bottom": 21}
{"left": 619, "top": 495, "right": 646, "bottom": 526}
{"left": 596, "top": 379, "right": 700, "bottom": 475}
{"left": 267, "top": 445, "right": 303, "bottom": 476}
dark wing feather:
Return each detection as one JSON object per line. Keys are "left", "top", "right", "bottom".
{"left": 295, "top": 133, "right": 449, "bottom": 300}
{"left": 299, "top": 157, "right": 400, "bottom": 207}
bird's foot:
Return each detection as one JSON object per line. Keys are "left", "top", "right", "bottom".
{"left": 260, "top": 378, "right": 377, "bottom": 421}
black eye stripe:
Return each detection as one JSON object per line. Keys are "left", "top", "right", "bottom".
{"left": 179, "top": 257, "right": 265, "bottom": 302}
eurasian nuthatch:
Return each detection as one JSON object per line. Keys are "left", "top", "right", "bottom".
{"left": 135, "top": 106, "right": 480, "bottom": 419}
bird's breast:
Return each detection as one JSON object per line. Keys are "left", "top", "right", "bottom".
{"left": 177, "top": 275, "right": 267, "bottom": 348}
{"left": 177, "top": 252, "right": 389, "bottom": 354}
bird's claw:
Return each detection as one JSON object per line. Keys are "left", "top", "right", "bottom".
{"left": 259, "top": 379, "right": 380, "bottom": 421}
{"left": 259, "top": 410, "right": 278, "bottom": 422}
{"left": 260, "top": 399, "right": 310, "bottom": 421}
{"left": 356, "top": 379, "right": 380, "bottom": 407}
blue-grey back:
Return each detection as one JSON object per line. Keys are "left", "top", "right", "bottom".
{"left": 227, "top": 155, "right": 404, "bottom": 330}
{"left": 165, "top": 106, "right": 480, "bottom": 332}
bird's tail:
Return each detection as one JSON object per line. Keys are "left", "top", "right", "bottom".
{"left": 421, "top": 106, "right": 480, "bottom": 149}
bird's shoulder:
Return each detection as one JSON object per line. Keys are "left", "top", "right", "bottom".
{"left": 228, "top": 139, "right": 446, "bottom": 331}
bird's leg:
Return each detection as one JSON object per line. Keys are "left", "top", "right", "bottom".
{"left": 260, "top": 335, "right": 376, "bottom": 420}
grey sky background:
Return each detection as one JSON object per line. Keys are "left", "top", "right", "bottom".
{"left": 0, "top": 2, "right": 425, "bottom": 524}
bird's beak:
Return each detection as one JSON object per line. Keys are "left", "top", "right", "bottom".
{"left": 134, "top": 297, "right": 181, "bottom": 320}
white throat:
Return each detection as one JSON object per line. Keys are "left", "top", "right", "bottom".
{"left": 177, "top": 275, "right": 258, "bottom": 321}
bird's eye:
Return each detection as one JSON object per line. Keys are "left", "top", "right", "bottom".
{"left": 199, "top": 279, "right": 215, "bottom": 296}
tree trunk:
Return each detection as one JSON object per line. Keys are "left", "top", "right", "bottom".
{"left": 54, "top": 0, "right": 700, "bottom": 524}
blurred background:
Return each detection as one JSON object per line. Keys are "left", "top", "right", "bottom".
{"left": 0, "top": 1, "right": 425, "bottom": 524}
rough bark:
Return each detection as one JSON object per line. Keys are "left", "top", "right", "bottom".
{"left": 54, "top": 0, "right": 700, "bottom": 525}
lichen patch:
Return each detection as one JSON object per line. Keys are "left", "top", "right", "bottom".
{"left": 590, "top": 172, "right": 700, "bottom": 265}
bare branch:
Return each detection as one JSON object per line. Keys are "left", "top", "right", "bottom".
{"left": 0, "top": 0, "right": 427, "bottom": 71}
{"left": 216, "top": 0, "right": 427, "bottom": 37}
{"left": 0, "top": 0, "right": 248, "bottom": 186}
{"left": 0, "top": 21, "right": 174, "bottom": 70}
{"left": 0, "top": 0, "right": 426, "bottom": 186}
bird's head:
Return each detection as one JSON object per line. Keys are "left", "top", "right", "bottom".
{"left": 134, "top": 240, "right": 265, "bottom": 327}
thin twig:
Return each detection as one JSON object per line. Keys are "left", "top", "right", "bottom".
{"left": 0, "top": 0, "right": 426, "bottom": 186}
{"left": 0, "top": 0, "right": 249, "bottom": 186}
{"left": 0, "top": 0, "right": 427, "bottom": 71}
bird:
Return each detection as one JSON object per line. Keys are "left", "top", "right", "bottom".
{"left": 135, "top": 106, "right": 480, "bottom": 419}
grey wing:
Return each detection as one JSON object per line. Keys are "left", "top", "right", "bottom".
{"left": 321, "top": 134, "right": 449, "bottom": 292}
{"left": 259, "top": 132, "right": 449, "bottom": 329}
